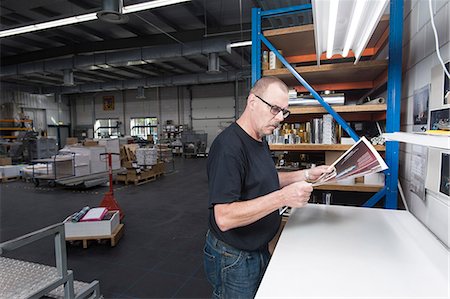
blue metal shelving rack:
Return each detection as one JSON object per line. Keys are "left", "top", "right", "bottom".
{"left": 252, "top": 1, "right": 403, "bottom": 209}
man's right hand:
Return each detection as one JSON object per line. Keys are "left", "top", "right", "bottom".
{"left": 280, "top": 181, "right": 313, "bottom": 208}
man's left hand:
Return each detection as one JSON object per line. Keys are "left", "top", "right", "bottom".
{"left": 305, "top": 165, "right": 334, "bottom": 182}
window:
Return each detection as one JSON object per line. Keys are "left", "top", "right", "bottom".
{"left": 94, "top": 118, "right": 120, "bottom": 138}
{"left": 130, "top": 117, "right": 158, "bottom": 142}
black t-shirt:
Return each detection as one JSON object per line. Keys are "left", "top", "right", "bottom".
{"left": 207, "top": 122, "right": 281, "bottom": 251}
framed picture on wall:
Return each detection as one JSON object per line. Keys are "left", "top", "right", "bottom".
{"left": 439, "top": 153, "right": 449, "bottom": 196}
{"left": 413, "top": 85, "right": 429, "bottom": 127}
{"left": 103, "top": 96, "right": 115, "bottom": 111}
{"left": 429, "top": 108, "right": 449, "bottom": 130}
{"left": 430, "top": 63, "right": 450, "bottom": 110}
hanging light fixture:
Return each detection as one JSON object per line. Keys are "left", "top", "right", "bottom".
{"left": 312, "top": 0, "right": 389, "bottom": 64}
{"left": 63, "top": 69, "right": 74, "bottom": 86}
{"left": 207, "top": 53, "right": 220, "bottom": 74}
{"left": 137, "top": 86, "right": 146, "bottom": 99}
{"left": 97, "top": 0, "right": 129, "bottom": 24}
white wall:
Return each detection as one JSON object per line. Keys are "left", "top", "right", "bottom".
{"left": 71, "top": 81, "right": 250, "bottom": 147}
{"left": 0, "top": 90, "right": 70, "bottom": 132}
{"left": 401, "top": 0, "right": 449, "bottom": 247}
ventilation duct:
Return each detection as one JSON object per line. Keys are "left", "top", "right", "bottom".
{"left": 136, "top": 86, "right": 146, "bottom": 99}
{"left": 97, "top": 0, "right": 129, "bottom": 24}
{"left": 207, "top": 53, "right": 220, "bottom": 74}
{"left": 63, "top": 69, "right": 74, "bottom": 86}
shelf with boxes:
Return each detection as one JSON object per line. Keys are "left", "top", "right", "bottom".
{"left": 261, "top": 16, "right": 389, "bottom": 94}
{"left": 254, "top": 6, "right": 392, "bottom": 198}
{"left": 162, "top": 123, "right": 186, "bottom": 156}
{"left": 262, "top": 16, "right": 389, "bottom": 92}
{"left": 0, "top": 119, "right": 33, "bottom": 139}
{"left": 267, "top": 104, "right": 387, "bottom": 152}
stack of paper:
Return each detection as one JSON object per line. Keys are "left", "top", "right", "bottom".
{"left": 80, "top": 207, "right": 108, "bottom": 222}
{"left": 312, "top": 137, "right": 388, "bottom": 186}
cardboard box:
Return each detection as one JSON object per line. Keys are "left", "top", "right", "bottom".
{"left": 62, "top": 145, "right": 108, "bottom": 174}
{"left": 83, "top": 140, "right": 99, "bottom": 146}
{"left": 0, "top": 157, "right": 12, "bottom": 166}
{"left": 66, "top": 137, "right": 79, "bottom": 145}
{"left": 64, "top": 211, "right": 120, "bottom": 238}
{"left": 262, "top": 51, "right": 269, "bottom": 70}
{"left": 364, "top": 173, "right": 385, "bottom": 185}
{"left": 74, "top": 164, "right": 90, "bottom": 177}
{"left": 269, "top": 50, "right": 283, "bottom": 69}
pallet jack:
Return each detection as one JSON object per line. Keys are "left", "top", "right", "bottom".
{"left": 99, "top": 152, "right": 124, "bottom": 221}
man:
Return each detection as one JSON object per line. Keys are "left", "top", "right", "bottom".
{"left": 204, "top": 76, "right": 332, "bottom": 299}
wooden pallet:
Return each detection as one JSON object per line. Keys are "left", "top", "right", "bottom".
{"left": 66, "top": 223, "right": 124, "bottom": 249}
{"left": 116, "top": 162, "right": 164, "bottom": 185}
{"left": 1, "top": 176, "right": 21, "bottom": 183}
{"left": 116, "top": 172, "right": 164, "bottom": 185}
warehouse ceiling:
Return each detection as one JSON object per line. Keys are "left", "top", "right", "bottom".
{"left": 0, "top": 0, "right": 312, "bottom": 94}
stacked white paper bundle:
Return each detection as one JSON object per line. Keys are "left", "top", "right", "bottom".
{"left": 136, "top": 147, "right": 158, "bottom": 166}
{"left": 322, "top": 114, "right": 336, "bottom": 144}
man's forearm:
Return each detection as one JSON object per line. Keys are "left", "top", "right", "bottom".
{"left": 214, "top": 191, "right": 285, "bottom": 232}
{"left": 278, "top": 170, "right": 307, "bottom": 188}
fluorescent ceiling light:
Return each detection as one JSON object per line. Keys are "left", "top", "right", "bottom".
{"left": 326, "top": 0, "right": 339, "bottom": 59}
{"left": 312, "top": 0, "right": 388, "bottom": 64}
{"left": 0, "top": 0, "right": 191, "bottom": 38}
{"left": 228, "top": 41, "right": 252, "bottom": 48}
{"left": 122, "top": 0, "right": 190, "bottom": 14}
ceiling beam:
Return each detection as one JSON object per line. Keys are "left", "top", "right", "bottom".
{"left": 67, "top": 0, "right": 98, "bottom": 10}
{"left": 9, "top": 36, "right": 50, "bottom": 50}
{"left": 120, "top": 23, "right": 150, "bottom": 37}
{"left": 140, "top": 64, "right": 168, "bottom": 76}
{"left": 183, "top": 3, "right": 207, "bottom": 26}
{"left": 114, "top": 66, "right": 149, "bottom": 78}
{"left": 96, "top": 69, "right": 134, "bottom": 80}
{"left": 152, "top": 62, "right": 183, "bottom": 75}
{"left": 4, "top": 12, "right": 34, "bottom": 23}
{"left": 197, "top": 3, "right": 221, "bottom": 29}
{"left": 52, "top": 28, "right": 93, "bottom": 44}
{"left": 1, "top": 24, "right": 252, "bottom": 65}
{"left": 220, "top": 55, "right": 240, "bottom": 70}
{"left": 0, "top": 16, "right": 20, "bottom": 26}
{"left": 30, "top": 6, "right": 61, "bottom": 18}
{"left": 72, "top": 24, "right": 107, "bottom": 41}
{"left": 80, "top": 70, "right": 125, "bottom": 81}
{"left": 182, "top": 57, "right": 206, "bottom": 70}
{"left": 149, "top": 10, "right": 182, "bottom": 32}
{"left": 126, "top": 65, "right": 160, "bottom": 77}
{"left": 1, "top": 44, "right": 23, "bottom": 55}
{"left": 163, "top": 61, "right": 192, "bottom": 74}
{"left": 11, "top": 77, "right": 55, "bottom": 86}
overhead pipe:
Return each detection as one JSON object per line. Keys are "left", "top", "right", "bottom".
{"left": 43, "top": 70, "right": 249, "bottom": 95}
{"left": 0, "top": 38, "right": 232, "bottom": 77}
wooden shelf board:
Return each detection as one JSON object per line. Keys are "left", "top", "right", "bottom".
{"left": 0, "top": 119, "right": 33, "bottom": 123}
{"left": 263, "top": 24, "right": 316, "bottom": 57}
{"left": 314, "top": 183, "right": 383, "bottom": 192}
{"left": 269, "top": 144, "right": 386, "bottom": 151}
{"left": 263, "top": 16, "right": 389, "bottom": 59}
{"left": 263, "top": 60, "right": 388, "bottom": 86}
{"left": 289, "top": 104, "right": 386, "bottom": 115}
{"left": 0, "top": 127, "right": 32, "bottom": 131}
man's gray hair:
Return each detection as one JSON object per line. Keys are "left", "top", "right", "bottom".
{"left": 250, "top": 76, "right": 289, "bottom": 97}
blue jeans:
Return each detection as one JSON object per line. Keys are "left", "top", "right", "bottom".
{"left": 203, "top": 230, "right": 270, "bottom": 299}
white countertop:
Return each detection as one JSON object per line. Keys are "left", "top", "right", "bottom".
{"left": 256, "top": 204, "right": 449, "bottom": 298}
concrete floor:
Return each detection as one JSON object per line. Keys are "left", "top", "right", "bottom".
{"left": 0, "top": 157, "right": 212, "bottom": 298}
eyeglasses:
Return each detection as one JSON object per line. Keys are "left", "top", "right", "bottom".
{"left": 254, "top": 94, "right": 290, "bottom": 118}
